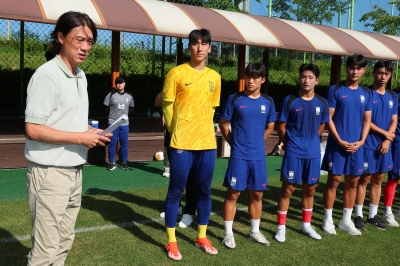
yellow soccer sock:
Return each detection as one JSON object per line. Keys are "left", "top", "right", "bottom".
{"left": 197, "top": 224, "right": 207, "bottom": 239}
{"left": 166, "top": 227, "right": 177, "bottom": 243}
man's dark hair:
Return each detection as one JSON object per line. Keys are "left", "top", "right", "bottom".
{"left": 44, "top": 51, "right": 55, "bottom": 61}
{"left": 373, "top": 60, "right": 394, "bottom": 73}
{"left": 49, "top": 11, "right": 97, "bottom": 55}
{"left": 188, "top": 28, "right": 211, "bottom": 44}
{"left": 299, "top": 63, "right": 320, "bottom": 79}
{"left": 346, "top": 54, "right": 366, "bottom": 68}
{"left": 245, "top": 62, "right": 266, "bottom": 78}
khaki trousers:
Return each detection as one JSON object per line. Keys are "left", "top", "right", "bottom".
{"left": 26, "top": 161, "right": 82, "bottom": 266}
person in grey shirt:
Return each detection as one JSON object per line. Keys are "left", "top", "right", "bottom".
{"left": 104, "top": 76, "right": 134, "bottom": 170}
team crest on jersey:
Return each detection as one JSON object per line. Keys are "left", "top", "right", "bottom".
{"left": 231, "top": 177, "right": 237, "bottom": 186}
{"left": 389, "top": 100, "right": 393, "bottom": 108}
{"left": 360, "top": 95, "right": 365, "bottom": 103}
{"left": 209, "top": 81, "right": 215, "bottom": 92}
{"left": 288, "top": 171, "right": 294, "bottom": 179}
{"left": 316, "top": 107, "right": 320, "bottom": 115}
{"left": 126, "top": 98, "right": 129, "bottom": 103}
{"left": 261, "top": 105, "right": 266, "bottom": 113}
{"left": 329, "top": 162, "right": 333, "bottom": 170}
{"left": 364, "top": 162, "right": 368, "bottom": 170}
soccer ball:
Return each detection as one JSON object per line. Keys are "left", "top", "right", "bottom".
{"left": 155, "top": 151, "right": 164, "bottom": 161}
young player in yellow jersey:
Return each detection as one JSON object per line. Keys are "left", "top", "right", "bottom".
{"left": 162, "top": 28, "right": 221, "bottom": 261}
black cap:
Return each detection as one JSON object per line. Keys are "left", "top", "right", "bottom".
{"left": 115, "top": 76, "right": 125, "bottom": 84}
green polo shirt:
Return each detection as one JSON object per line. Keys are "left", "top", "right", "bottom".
{"left": 24, "top": 55, "right": 89, "bottom": 166}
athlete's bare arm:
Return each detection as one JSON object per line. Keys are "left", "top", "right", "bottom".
{"left": 277, "top": 121, "right": 287, "bottom": 144}
{"left": 219, "top": 118, "right": 231, "bottom": 145}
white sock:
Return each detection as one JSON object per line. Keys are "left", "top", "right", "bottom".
{"left": 250, "top": 219, "right": 260, "bottom": 233}
{"left": 385, "top": 206, "right": 393, "bottom": 215}
{"left": 224, "top": 221, "right": 233, "bottom": 235}
{"left": 302, "top": 222, "right": 311, "bottom": 227}
{"left": 324, "top": 208, "right": 333, "bottom": 222}
{"left": 342, "top": 208, "right": 353, "bottom": 221}
{"left": 369, "top": 204, "right": 378, "bottom": 219}
{"left": 278, "top": 224, "right": 286, "bottom": 229}
{"left": 355, "top": 204, "right": 363, "bottom": 218}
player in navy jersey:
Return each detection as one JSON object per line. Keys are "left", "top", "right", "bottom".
{"left": 385, "top": 91, "right": 400, "bottom": 226}
{"left": 219, "top": 62, "right": 276, "bottom": 249}
{"left": 354, "top": 61, "right": 397, "bottom": 230}
{"left": 274, "top": 64, "right": 329, "bottom": 243}
{"left": 321, "top": 54, "right": 372, "bottom": 236}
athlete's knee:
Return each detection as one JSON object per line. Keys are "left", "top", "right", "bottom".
{"left": 226, "top": 190, "right": 240, "bottom": 202}
{"left": 248, "top": 190, "right": 263, "bottom": 202}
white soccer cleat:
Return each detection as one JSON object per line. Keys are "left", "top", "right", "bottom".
{"left": 321, "top": 220, "right": 337, "bottom": 235}
{"left": 300, "top": 225, "right": 322, "bottom": 240}
{"left": 249, "top": 231, "right": 270, "bottom": 246}
{"left": 338, "top": 219, "right": 361, "bottom": 236}
{"left": 222, "top": 234, "right": 236, "bottom": 249}
{"left": 274, "top": 227, "right": 286, "bottom": 243}
{"left": 383, "top": 212, "right": 399, "bottom": 227}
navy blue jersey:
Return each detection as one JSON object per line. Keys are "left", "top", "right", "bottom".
{"left": 365, "top": 89, "right": 398, "bottom": 150}
{"left": 278, "top": 93, "right": 329, "bottom": 158}
{"left": 325, "top": 82, "right": 372, "bottom": 143}
{"left": 393, "top": 92, "right": 400, "bottom": 148}
{"left": 220, "top": 92, "right": 276, "bottom": 160}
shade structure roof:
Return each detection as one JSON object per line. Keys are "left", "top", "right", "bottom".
{"left": 1, "top": 0, "right": 400, "bottom": 60}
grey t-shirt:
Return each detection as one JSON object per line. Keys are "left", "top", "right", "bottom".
{"left": 104, "top": 91, "right": 134, "bottom": 126}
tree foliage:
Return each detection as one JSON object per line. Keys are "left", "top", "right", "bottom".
{"left": 359, "top": 2, "right": 400, "bottom": 35}
{"left": 268, "top": 0, "right": 350, "bottom": 24}
{"left": 167, "top": 0, "right": 240, "bottom": 11}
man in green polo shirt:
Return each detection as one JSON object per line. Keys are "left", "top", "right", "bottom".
{"left": 24, "top": 11, "right": 111, "bottom": 265}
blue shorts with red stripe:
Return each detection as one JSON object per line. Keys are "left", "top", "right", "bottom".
{"left": 223, "top": 158, "right": 267, "bottom": 191}
{"left": 281, "top": 156, "right": 321, "bottom": 185}
{"left": 363, "top": 147, "right": 393, "bottom": 174}
{"left": 321, "top": 142, "right": 364, "bottom": 176}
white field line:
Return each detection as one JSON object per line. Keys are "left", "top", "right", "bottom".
{"left": 1, "top": 197, "right": 331, "bottom": 244}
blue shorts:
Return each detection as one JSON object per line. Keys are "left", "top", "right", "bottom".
{"left": 389, "top": 145, "right": 400, "bottom": 180}
{"left": 363, "top": 148, "right": 393, "bottom": 174}
{"left": 321, "top": 142, "right": 364, "bottom": 176}
{"left": 223, "top": 158, "right": 267, "bottom": 191}
{"left": 281, "top": 156, "right": 321, "bottom": 185}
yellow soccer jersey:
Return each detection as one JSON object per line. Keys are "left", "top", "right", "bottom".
{"left": 163, "top": 63, "right": 221, "bottom": 150}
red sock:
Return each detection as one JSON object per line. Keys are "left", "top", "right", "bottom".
{"left": 384, "top": 179, "right": 399, "bottom": 206}
{"left": 302, "top": 209, "right": 312, "bottom": 223}
{"left": 277, "top": 211, "right": 287, "bottom": 225}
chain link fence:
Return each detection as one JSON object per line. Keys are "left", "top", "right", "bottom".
{"left": 0, "top": 0, "right": 399, "bottom": 116}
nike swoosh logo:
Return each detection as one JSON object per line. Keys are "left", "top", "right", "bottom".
{"left": 185, "top": 82, "right": 193, "bottom": 86}
{"left": 261, "top": 184, "right": 266, "bottom": 186}
{"left": 388, "top": 165, "right": 393, "bottom": 169}
{"left": 342, "top": 95, "right": 348, "bottom": 98}
{"left": 373, "top": 100, "right": 378, "bottom": 104}
{"left": 311, "top": 178, "right": 317, "bottom": 181}
{"left": 296, "top": 108, "right": 302, "bottom": 112}
{"left": 240, "top": 105, "right": 247, "bottom": 108}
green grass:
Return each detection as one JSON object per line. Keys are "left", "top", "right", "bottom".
{"left": 0, "top": 158, "right": 400, "bottom": 265}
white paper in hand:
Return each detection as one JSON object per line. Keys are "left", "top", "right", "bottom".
{"left": 99, "top": 114, "right": 128, "bottom": 136}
